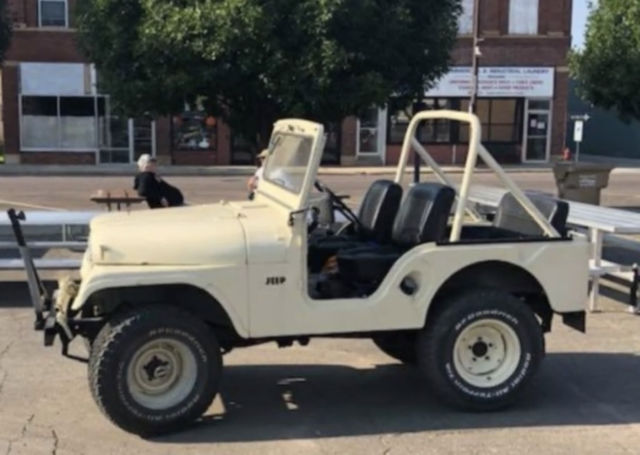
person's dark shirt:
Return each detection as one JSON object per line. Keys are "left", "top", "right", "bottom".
{"left": 134, "top": 172, "right": 184, "bottom": 208}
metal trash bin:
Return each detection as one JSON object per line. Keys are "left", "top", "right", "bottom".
{"left": 552, "top": 162, "right": 614, "bottom": 205}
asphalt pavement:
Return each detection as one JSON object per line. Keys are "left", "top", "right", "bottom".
{"left": 1, "top": 171, "right": 640, "bottom": 454}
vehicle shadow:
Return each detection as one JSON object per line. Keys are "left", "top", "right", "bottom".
{"left": 158, "top": 352, "right": 640, "bottom": 444}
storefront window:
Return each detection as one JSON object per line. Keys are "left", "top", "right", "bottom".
{"left": 21, "top": 96, "right": 58, "bottom": 148}
{"left": 60, "top": 97, "right": 97, "bottom": 148}
{"left": 388, "top": 103, "right": 412, "bottom": 144}
{"left": 460, "top": 98, "right": 523, "bottom": 143}
{"left": 418, "top": 99, "right": 451, "bottom": 143}
{"left": 172, "top": 111, "right": 217, "bottom": 151}
{"left": 388, "top": 98, "right": 452, "bottom": 144}
{"left": 21, "top": 95, "right": 102, "bottom": 150}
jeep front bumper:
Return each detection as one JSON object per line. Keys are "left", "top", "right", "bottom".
{"left": 7, "top": 209, "right": 103, "bottom": 359}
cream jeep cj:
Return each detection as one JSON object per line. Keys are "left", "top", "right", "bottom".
{"left": 9, "top": 111, "right": 589, "bottom": 436}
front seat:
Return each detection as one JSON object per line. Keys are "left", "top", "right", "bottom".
{"left": 308, "top": 179, "right": 402, "bottom": 272}
{"left": 337, "top": 182, "right": 456, "bottom": 285}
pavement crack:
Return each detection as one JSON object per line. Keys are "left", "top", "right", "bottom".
{"left": 50, "top": 429, "right": 59, "bottom": 455}
{"left": 0, "top": 342, "right": 13, "bottom": 360}
{"left": 0, "top": 371, "right": 6, "bottom": 396}
{"left": 5, "top": 440, "right": 12, "bottom": 455}
{"left": 21, "top": 414, "right": 35, "bottom": 437}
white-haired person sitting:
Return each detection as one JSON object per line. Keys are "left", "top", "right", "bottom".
{"left": 134, "top": 154, "right": 184, "bottom": 209}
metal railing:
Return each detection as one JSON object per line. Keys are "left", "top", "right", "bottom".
{"left": 0, "top": 210, "right": 97, "bottom": 270}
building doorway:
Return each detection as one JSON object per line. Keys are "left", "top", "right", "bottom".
{"left": 357, "top": 107, "right": 387, "bottom": 163}
{"left": 522, "top": 99, "right": 551, "bottom": 163}
{"left": 321, "top": 122, "right": 341, "bottom": 165}
{"left": 97, "top": 97, "right": 155, "bottom": 164}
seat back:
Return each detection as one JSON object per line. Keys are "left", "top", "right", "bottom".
{"left": 357, "top": 179, "right": 403, "bottom": 243}
{"left": 494, "top": 192, "right": 569, "bottom": 236}
{"left": 391, "top": 183, "right": 456, "bottom": 247}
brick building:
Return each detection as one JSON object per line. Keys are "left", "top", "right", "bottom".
{"left": 2, "top": 0, "right": 572, "bottom": 166}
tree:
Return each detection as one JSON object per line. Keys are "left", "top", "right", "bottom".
{"left": 77, "top": 0, "right": 461, "bottom": 148}
{"left": 570, "top": 0, "right": 640, "bottom": 121}
{"left": 0, "top": 0, "right": 13, "bottom": 63}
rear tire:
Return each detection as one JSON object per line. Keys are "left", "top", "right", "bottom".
{"left": 372, "top": 331, "right": 417, "bottom": 364}
{"left": 88, "top": 305, "right": 222, "bottom": 436}
{"left": 417, "top": 289, "right": 544, "bottom": 410}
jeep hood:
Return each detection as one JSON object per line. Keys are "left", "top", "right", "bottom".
{"left": 88, "top": 204, "right": 247, "bottom": 266}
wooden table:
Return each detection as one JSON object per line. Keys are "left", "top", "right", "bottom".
{"left": 90, "top": 190, "right": 145, "bottom": 211}
{"left": 469, "top": 186, "right": 640, "bottom": 312}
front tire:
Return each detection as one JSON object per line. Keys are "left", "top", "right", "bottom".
{"left": 418, "top": 289, "right": 544, "bottom": 410}
{"left": 88, "top": 305, "right": 222, "bottom": 436}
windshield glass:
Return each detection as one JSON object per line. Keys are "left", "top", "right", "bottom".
{"left": 263, "top": 132, "right": 313, "bottom": 194}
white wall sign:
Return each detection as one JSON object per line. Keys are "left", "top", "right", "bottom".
{"left": 573, "top": 120, "right": 584, "bottom": 143}
{"left": 20, "top": 63, "right": 91, "bottom": 96}
{"left": 425, "top": 67, "right": 555, "bottom": 98}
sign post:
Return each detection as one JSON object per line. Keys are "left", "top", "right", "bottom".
{"left": 570, "top": 114, "right": 590, "bottom": 162}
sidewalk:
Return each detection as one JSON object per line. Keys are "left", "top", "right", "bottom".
{"left": 0, "top": 163, "right": 555, "bottom": 177}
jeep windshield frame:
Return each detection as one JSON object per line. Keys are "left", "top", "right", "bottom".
{"left": 254, "top": 119, "right": 325, "bottom": 211}
{"left": 262, "top": 133, "right": 314, "bottom": 195}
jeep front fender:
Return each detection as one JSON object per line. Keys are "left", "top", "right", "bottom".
{"left": 71, "top": 264, "right": 250, "bottom": 338}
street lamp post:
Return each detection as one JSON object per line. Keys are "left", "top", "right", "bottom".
{"left": 468, "top": 0, "right": 481, "bottom": 114}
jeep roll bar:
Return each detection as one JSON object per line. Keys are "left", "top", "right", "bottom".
{"left": 394, "top": 110, "right": 559, "bottom": 242}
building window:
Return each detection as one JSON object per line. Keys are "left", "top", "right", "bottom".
{"left": 387, "top": 98, "right": 453, "bottom": 144}
{"left": 388, "top": 97, "right": 524, "bottom": 145}
{"left": 21, "top": 95, "right": 103, "bottom": 150}
{"left": 418, "top": 99, "right": 451, "bottom": 143}
{"left": 460, "top": 99, "right": 524, "bottom": 143}
{"left": 39, "top": 0, "right": 67, "bottom": 27}
{"left": 172, "top": 111, "right": 217, "bottom": 152}
{"left": 458, "top": 0, "right": 474, "bottom": 35}
{"left": 508, "top": 0, "right": 538, "bottom": 35}
{"left": 388, "top": 102, "right": 412, "bottom": 144}
{"left": 21, "top": 97, "right": 58, "bottom": 149}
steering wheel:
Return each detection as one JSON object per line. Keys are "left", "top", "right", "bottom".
{"left": 314, "top": 181, "right": 363, "bottom": 233}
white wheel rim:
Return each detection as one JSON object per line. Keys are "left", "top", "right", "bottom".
{"left": 126, "top": 338, "right": 197, "bottom": 410}
{"left": 453, "top": 318, "right": 521, "bottom": 388}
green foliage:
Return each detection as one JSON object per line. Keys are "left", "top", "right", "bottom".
{"left": 78, "top": 0, "right": 461, "bottom": 146}
{"left": 0, "top": 0, "right": 13, "bottom": 63}
{"left": 570, "top": 0, "right": 640, "bottom": 121}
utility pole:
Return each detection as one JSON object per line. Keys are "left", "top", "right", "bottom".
{"left": 468, "top": 0, "right": 481, "bottom": 114}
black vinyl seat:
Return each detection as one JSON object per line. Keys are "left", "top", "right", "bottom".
{"left": 337, "top": 183, "right": 456, "bottom": 284}
{"left": 308, "top": 179, "right": 402, "bottom": 272}
{"left": 494, "top": 192, "right": 569, "bottom": 236}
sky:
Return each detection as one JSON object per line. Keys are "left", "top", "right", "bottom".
{"left": 571, "top": 0, "right": 592, "bottom": 49}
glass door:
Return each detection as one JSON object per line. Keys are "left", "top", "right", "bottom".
{"left": 523, "top": 99, "right": 551, "bottom": 162}
{"left": 357, "top": 107, "right": 387, "bottom": 161}
{"left": 98, "top": 102, "right": 156, "bottom": 164}
{"left": 132, "top": 118, "right": 155, "bottom": 163}
{"left": 98, "top": 98, "right": 130, "bottom": 163}
{"left": 321, "top": 122, "right": 341, "bottom": 165}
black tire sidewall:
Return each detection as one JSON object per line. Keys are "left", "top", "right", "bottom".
{"left": 421, "top": 292, "right": 543, "bottom": 408}
{"left": 92, "top": 308, "right": 221, "bottom": 435}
